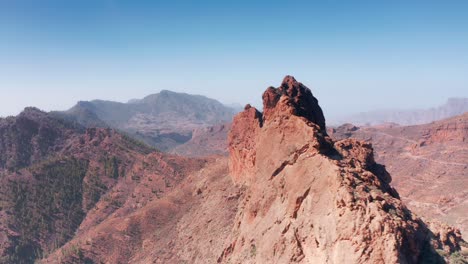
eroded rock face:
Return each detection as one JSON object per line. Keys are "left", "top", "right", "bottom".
{"left": 228, "top": 105, "right": 263, "bottom": 184}
{"left": 225, "top": 76, "right": 464, "bottom": 263}
{"left": 229, "top": 76, "right": 333, "bottom": 185}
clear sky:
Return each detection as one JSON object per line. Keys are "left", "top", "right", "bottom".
{"left": 1, "top": 0, "right": 467, "bottom": 119}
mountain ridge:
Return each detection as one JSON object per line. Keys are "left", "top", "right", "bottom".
{"left": 0, "top": 108, "right": 168, "bottom": 263}
{"left": 56, "top": 90, "right": 238, "bottom": 151}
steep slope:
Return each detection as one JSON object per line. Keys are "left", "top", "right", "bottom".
{"left": 0, "top": 108, "right": 199, "bottom": 263}
{"left": 223, "top": 76, "right": 464, "bottom": 263}
{"left": 330, "top": 112, "right": 468, "bottom": 239}
{"left": 42, "top": 156, "right": 241, "bottom": 264}
{"left": 334, "top": 97, "right": 468, "bottom": 126}
{"left": 0, "top": 107, "right": 83, "bottom": 171}
{"left": 61, "top": 90, "right": 236, "bottom": 151}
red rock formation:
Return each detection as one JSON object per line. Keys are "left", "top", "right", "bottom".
{"left": 228, "top": 106, "right": 263, "bottom": 184}
{"left": 225, "top": 76, "right": 464, "bottom": 263}
{"left": 262, "top": 75, "right": 327, "bottom": 133}
{"left": 229, "top": 76, "right": 333, "bottom": 185}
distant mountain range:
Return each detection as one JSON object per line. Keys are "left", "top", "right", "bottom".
{"left": 53, "top": 90, "right": 237, "bottom": 151}
{"left": 0, "top": 77, "right": 465, "bottom": 263}
{"left": 333, "top": 97, "right": 468, "bottom": 126}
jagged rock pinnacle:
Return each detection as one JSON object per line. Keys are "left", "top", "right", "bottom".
{"left": 262, "top": 75, "right": 327, "bottom": 133}
{"left": 224, "top": 77, "right": 463, "bottom": 263}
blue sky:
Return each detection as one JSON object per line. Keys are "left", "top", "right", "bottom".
{"left": 0, "top": 0, "right": 467, "bottom": 119}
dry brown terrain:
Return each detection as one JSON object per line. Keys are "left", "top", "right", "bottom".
{"left": 43, "top": 156, "right": 241, "bottom": 264}
{"left": 330, "top": 113, "right": 468, "bottom": 240}
{"left": 1, "top": 78, "right": 467, "bottom": 263}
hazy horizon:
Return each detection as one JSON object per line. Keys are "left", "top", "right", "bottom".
{"left": 1, "top": 1, "right": 468, "bottom": 118}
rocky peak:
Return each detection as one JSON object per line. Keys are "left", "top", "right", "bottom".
{"left": 225, "top": 77, "right": 464, "bottom": 263}
{"left": 262, "top": 75, "right": 326, "bottom": 133}
{"left": 229, "top": 76, "right": 333, "bottom": 185}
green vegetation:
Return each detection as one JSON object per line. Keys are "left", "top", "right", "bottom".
{"left": 436, "top": 249, "right": 449, "bottom": 258}
{"left": 83, "top": 171, "right": 107, "bottom": 211}
{"left": 121, "top": 133, "right": 155, "bottom": 154}
{"left": 60, "top": 243, "right": 94, "bottom": 264}
{"left": 450, "top": 251, "right": 468, "bottom": 264}
{"left": 250, "top": 244, "right": 257, "bottom": 258}
{"left": 103, "top": 155, "right": 120, "bottom": 179}
{"left": 3, "top": 158, "right": 88, "bottom": 264}
{"left": 61, "top": 244, "right": 82, "bottom": 260}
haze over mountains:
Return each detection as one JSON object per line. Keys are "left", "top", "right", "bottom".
{"left": 54, "top": 90, "right": 237, "bottom": 151}
{"left": 5, "top": 87, "right": 464, "bottom": 158}
{"left": 0, "top": 76, "right": 465, "bottom": 263}
{"left": 0, "top": 78, "right": 467, "bottom": 263}
{"left": 333, "top": 97, "right": 468, "bottom": 126}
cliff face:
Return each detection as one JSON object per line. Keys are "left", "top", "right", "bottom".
{"left": 225, "top": 76, "right": 463, "bottom": 263}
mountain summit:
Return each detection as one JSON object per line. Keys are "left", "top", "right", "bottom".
{"left": 225, "top": 76, "right": 463, "bottom": 263}
{"left": 262, "top": 75, "right": 327, "bottom": 133}
{"left": 57, "top": 90, "right": 237, "bottom": 151}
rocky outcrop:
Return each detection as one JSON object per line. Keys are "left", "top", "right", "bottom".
{"left": 262, "top": 76, "right": 326, "bottom": 133}
{"left": 228, "top": 105, "right": 263, "bottom": 184}
{"left": 224, "top": 76, "right": 464, "bottom": 263}
{"left": 229, "top": 76, "right": 333, "bottom": 185}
